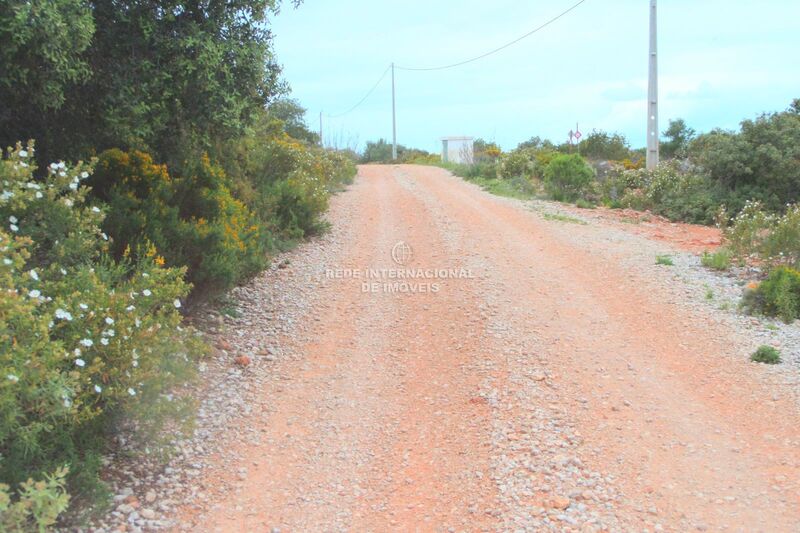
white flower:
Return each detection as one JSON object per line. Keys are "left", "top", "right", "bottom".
{"left": 60, "top": 268, "right": 67, "bottom": 275}
{"left": 94, "top": 384, "right": 102, "bottom": 393}
{"left": 29, "top": 289, "right": 40, "bottom": 298}
{"left": 9, "top": 224, "right": 18, "bottom": 232}
{"left": 132, "top": 360, "right": 138, "bottom": 368}
{"left": 50, "top": 163, "right": 58, "bottom": 170}
{"left": 142, "top": 289, "right": 152, "bottom": 296}
{"left": 29, "top": 269, "right": 39, "bottom": 281}
{"left": 80, "top": 338, "right": 93, "bottom": 347}
{"left": 57, "top": 161, "right": 65, "bottom": 169}
{"left": 81, "top": 171, "right": 89, "bottom": 179}
{"left": 127, "top": 388, "right": 136, "bottom": 396}
{"left": 79, "top": 303, "right": 88, "bottom": 310}
{"left": 105, "top": 317, "right": 114, "bottom": 325}
{"left": 100, "top": 338, "right": 109, "bottom": 346}
{"left": 55, "top": 308, "right": 73, "bottom": 321}
{"left": 3, "top": 258, "right": 11, "bottom": 265}
{"left": 18, "top": 150, "right": 28, "bottom": 158}
{"left": 173, "top": 299, "right": 181, "bottom": 308}
{"left": 126, "top": 305, "right": 135, "bottom": 311}
{"left": 7, "top": 374, "right": 19, "bottom": 383}
{"left": 75, "top": 358, "right": 85, "bottom": 367}
{"left": 74, "top": 348, "right": 81, "bottom": 356}
{"left": 64, "top": 199, "right": 73, "bottom": 207}
{"left": 103, "top": 329, "right": 115, "bottom": 337}
{"left": 101, "top": 233, "right": 108, "bottom": 240}
{"left": 69, "top": 182, "right": 78, "bottom": 190}
{"left": 63, "top": 398, "right": 72, "bottom": 408}
{"left": 91, "top": 206, "right": 100, "bottom": 213}
{"left": 8, "top": 216, "right": 17, "bottom": 224}
{"left": 135, "top": 318, "right": 141, "bottom": 328}
{"left": 35, "top": 191, "right": 42, "bottom": 199}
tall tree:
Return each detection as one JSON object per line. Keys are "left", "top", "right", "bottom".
{"left": 661, "top": 118, "right": 695, "bottom": 159}
{"left": 0, "top": 0, "right": 94, "bottom": 159}
{"left": 1, "top": 1, "right": 298, "bottom": 169}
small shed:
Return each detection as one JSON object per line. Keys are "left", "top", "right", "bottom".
{"left": 441, "top": 136, "right": 474, "bottom": 165}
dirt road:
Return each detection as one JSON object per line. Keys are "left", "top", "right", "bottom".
{"left": 175, "top": 165, "right": 800, "bottom": 532}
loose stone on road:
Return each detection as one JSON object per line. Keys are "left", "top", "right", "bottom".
{"left": 169, "top": 165, "right": 800, "bottom": 532}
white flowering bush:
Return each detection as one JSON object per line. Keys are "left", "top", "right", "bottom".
{"left": 0, "top": 142, "right": 199, "bottom": 522}
{"left": 721, "top": 200, "right": 800, "bottom": 268}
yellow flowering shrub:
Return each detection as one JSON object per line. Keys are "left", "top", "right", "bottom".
{"left": 92, "top": 149, "right": 266, "bottom": 292}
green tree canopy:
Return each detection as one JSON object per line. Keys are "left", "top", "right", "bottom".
{"left": 0, "top": 0, "right": 300, "bottom": 170}
{"left": 578, "top": 130, "right": 631, "bottom": 161}
{"left": 661, "top": 118, "right": 696, "bottom": 159}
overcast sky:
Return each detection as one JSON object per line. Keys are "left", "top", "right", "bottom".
{"left": 270, "top": 0, "right": 800, "bottom": 153}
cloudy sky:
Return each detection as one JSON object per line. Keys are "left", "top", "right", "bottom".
{"left": 270, "top": 0, "right": 800, "bottom": 153}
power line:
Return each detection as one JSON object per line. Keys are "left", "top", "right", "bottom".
{"left": 395, "top": 0, "right": 589, "bottom": 72}
{"left": 325, "top": 64, "right": 392, "bottom": 118}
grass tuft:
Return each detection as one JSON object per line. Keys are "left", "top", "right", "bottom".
{"left": 701, "top": 249, "right": 731, "bottom": 271}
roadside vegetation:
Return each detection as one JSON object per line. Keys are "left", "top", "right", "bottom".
{"left": 364, "top": 99, "right": 800, "bottom": 327}
{"left": 1, "top": 0, "right": 355, "bottom": 528}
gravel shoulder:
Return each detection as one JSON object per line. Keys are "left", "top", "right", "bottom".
{"left": 88, "top": 164, "right": 800, "bottom": 533}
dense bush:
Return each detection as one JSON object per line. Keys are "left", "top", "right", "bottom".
{"left": 689, "top": 100, "right": 800, "bottom": 213}
{"left": 1, "top": 0, "right": 295, "bottom": 170}
{"left": 751, "top": 345, "right": 782, "bottom": 364}
{"left": 543, "top": 154, "right": 595, "bottom": 202}
{"left": 578, "top": 130, "right": 632, "bottom": 161}
{"left": 0, "top": 143, "right": 198, "bottom": 522}
{"left": 91, "top": 150, "right": 266, "bottom": 293}
{"left": 220, "top": 128, "right": 356, "bottom": 241}
{"left": 615, "top": 163, "right": 724, "bottom": 224}
{"left": 498, "top": 149, "right": 535, "bottom": 179}
{"left": 741, "top": 268, "right": 800, "bottom": 324}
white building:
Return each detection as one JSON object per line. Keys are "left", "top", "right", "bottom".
{"left": 441, "top": 136, "right": 474, "bottom": 165}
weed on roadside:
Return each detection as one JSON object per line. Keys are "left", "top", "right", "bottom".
{"left": 542, "top": 212, "right": 587, "bottom": 225}
{"left": 701, "top": 249, "right": 732, "bottom": 271}
{"left": 656, "top": 254, "right": 674, "bottom": 266}
{"left": 751, "top": 345, "right": 781, "bottom": 364}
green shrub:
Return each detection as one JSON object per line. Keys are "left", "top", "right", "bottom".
{"left": 617, "top": 163, "right": 723, "bottom": 224}
{"left": 0, "top": 466, "right": 70, "bottom": 532}
{"left": 218, "top": 130, "right": 356, "bottom": 242}
{"left": 498, "top": 149, "right": 536, "bottom": 179}
{"left": 701, "top": 249, "right": 732, "bottom": 270}
{"left": 543, "top": 154, "right": 595, "bottom": 202}
{"left": 0, "top": 142, "right": 198, "bottom": 520}
{"left": 750, "top": 345, "right": 781, "bottom": 364}
{"left": 92, "top": 149, "right": 266, "bottom": 293}
{"left": 753, "top": 267, "right": 800, "bottom": 323}
{"left": 689, "top": 100, "right": 800, "bottom": 213}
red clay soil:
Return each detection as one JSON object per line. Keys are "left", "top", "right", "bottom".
{"left": 172, "top": 165, "right": 800, "bottom": 532}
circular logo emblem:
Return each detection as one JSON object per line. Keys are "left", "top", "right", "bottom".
{"left": 391, "top": 241, "right": 413, "bottom": 266}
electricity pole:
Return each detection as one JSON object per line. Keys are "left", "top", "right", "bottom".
{"left": 646, "top": 0, "right": 659, "bottom": 170}
{"left": 391, "top": 62, "right": 397, "bottom": 160}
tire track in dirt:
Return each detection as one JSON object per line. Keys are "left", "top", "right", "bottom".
{"left": 175, "top": 164, "right": 800, "bottom": 532}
